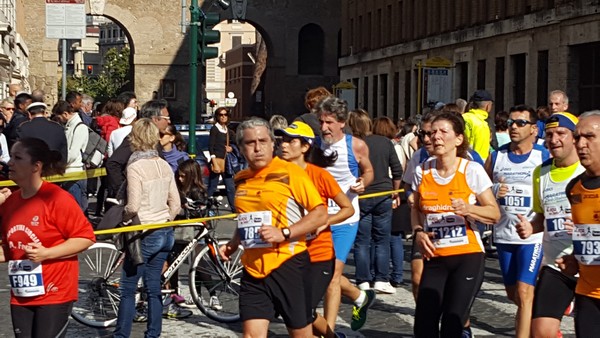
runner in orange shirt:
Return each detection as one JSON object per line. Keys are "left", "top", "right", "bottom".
{"left": 219, "top": 118, "right": 328, "bottom": 338}
{"left": 276, "top": 121, "right": 354, "bottom": 337}
{"left": 411, "top": 112, "right": 500, "bottom": 337}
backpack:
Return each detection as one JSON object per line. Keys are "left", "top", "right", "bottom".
{"left": 74, "top": 122, "right": 108, "bottom": 168}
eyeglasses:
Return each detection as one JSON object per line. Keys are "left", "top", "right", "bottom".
{"left": 158, "top": 115, "right": 170, "bottom": 121}
{"left": 418, "top": 130, "right": 433, "bottom": 139}
{"left": 507, "top": 119, "right": 534, "bottom": 127}
{"left": 2, "top": 107, "right": 13, "bottom": 110}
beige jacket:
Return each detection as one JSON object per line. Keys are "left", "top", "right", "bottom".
{"left": 124, "top": 157, "right": 181, "bottom": 224}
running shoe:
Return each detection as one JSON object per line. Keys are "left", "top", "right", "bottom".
{"left": 179, "top": 295, "right": 197, "bottom": 309}
{"left": 351, "top": 289, "right": 376, "bottom": 331}
{"left": 209, "top": 295, "right": 223, "bottom": 310}
{"left": 163, "top": 303, "right": 193, "bottom": 320}
{"left": 373, "top": 281, "right": 397, "bottom": 294}
{"left": 357, "top": 282, "right": 370, "bottom": 291}
{"left": 133, "top": 303, "right": 148, "bottom": 322}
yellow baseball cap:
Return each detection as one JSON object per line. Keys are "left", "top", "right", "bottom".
{"left": 274, "top": 121, "right": 315, "bottom": 144}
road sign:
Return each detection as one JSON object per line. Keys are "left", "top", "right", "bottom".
{"left": 45, "top": 0, "right": 86, "bottom": 39}
{"left": 224, "top": 98, "right": 238, "bottom": 107}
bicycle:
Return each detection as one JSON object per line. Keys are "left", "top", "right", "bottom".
{"left": 72, "top": 196, "right": 243, "bottom": 328}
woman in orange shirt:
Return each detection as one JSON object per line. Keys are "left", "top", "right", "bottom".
{"left": 276, "top": 121, "right": 354, "bottom": 338}
{"left": 410, "top": 112, "right": 500, "bottom": 337}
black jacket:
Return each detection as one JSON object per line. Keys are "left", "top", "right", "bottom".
{"left": 5, "top": 110, "right": 28, "bottom": 149}
{"left": 209, "top": 125, "right": 235, "bottom": 159}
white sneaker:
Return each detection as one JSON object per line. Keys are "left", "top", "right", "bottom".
{"left": 373, "top": 281, "right": 397, "bottom": 294}
{"left": 357, "top": 282, "right": 370, "bottom": 291}
{"left": 209, "top": 295, "right": 223, "bottom": 310}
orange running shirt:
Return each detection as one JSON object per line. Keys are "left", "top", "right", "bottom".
{"left": 234, "top": 157, "right": 324, "bottom": 278}
{"left": 417, "top": 158, "right": 486, "bottom": 257}
{"left": 569, "top": 175, "right": 600, "bottom": 299}
{"left": 304, "top": 163, "right": 341, "bottom": 263}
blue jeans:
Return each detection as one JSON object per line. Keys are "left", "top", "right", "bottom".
{"left": 66, "top": 179, "right": 88, "bottom": 213}
{"left": 390, "top": 231, "right": 404, "bottom": 283}
{"left": 207, "top": 171, "right": 236, "bottom": 213}
{"left": 354, "top": 196, "right": 393, "bottom": 284}
{"left": 114, "top": 228, "right": 174, "bottom": 338}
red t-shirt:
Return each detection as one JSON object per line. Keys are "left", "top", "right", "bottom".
{"left": 305, "top": 163, "right": 341, "bottom": 262}
{"left": 0, "top": 181, "right": 96, "bottom": 305}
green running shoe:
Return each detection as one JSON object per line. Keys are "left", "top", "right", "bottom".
{"left": 351, "top": 289, "right": 376, "bottom": 331}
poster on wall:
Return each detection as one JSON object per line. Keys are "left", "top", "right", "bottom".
{"left": 423, "top": 67, "right": 453, "bottom": 108}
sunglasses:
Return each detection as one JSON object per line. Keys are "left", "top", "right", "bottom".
{"left": 2, "top": 107, "right": 13, "bottom": 110}
{"left": 158, "top": 115, "right": 170, "bottom": 121}
{"left": 218, "top": 113, "right": 229, "bottom": 117}
{"left": 418, "top": 130, "right": 433, "bottom": 139}
{"left": 159, "top": 132, "right": 172, "bottom": 137}
{"left": 507, "top": 119, "right": 534, "bottom": 127}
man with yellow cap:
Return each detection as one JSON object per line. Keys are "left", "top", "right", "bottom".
{"left": 515, "top": 112, "right": 583, "bottom": 337}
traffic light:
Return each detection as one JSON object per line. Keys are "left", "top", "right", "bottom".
{"left": 199, "top": 12, "right": 221, "bottom": 62}
{"left": 86, "top": 65, "right": 93, "bottom": 75}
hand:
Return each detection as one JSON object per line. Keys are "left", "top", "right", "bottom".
{"left": 450, "top": 198, "right": 469, "bottom": 216}
{"left": 415, "top": 230, "right": 436, "bottom": 260}
{"left": 407, "top": 193, "right": 415, "bottom": 209}
{"left": 218, "top": 241, "right": 238, "bottom": 261}
{"left": 225, "top": 145, "right": 233, "bottom": 153}
{"left": 564, "top": 216, "right": 574, "bottom": 235}
{"left": 24, "top": 243, "right": 49, "bottom": 263}
{"left": 0, "top": 188, "right": 10, "bottom": 205}
{"left": 515, "top": 214, "right": 533, "bottom": 239}
{"left": 259, "top": 225, "right": 285, "bottom": 243}
{"left": 391, "top": 194, "right": 401, "bottom": 209}
{"left": 496, "top": 177, "right": 509, "bottom": 199}
{"left": 316, "top": 220, "right": 330, "bottom": 235}
{"left": 556, "top": 255, "right": 579, "bottom": 276}
{"left": 349, "top": 178, "right": 365, "bottom": 194}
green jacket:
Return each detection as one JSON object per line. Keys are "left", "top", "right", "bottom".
{"left": 463, "top": 108, "right": 490, "bottom": 160}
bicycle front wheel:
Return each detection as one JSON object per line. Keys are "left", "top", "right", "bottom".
{"left": 189, "top": 239, "right": 244, "bottom": 323}
{"left": 72, "top": 242, "right": 122, "bottom": 328}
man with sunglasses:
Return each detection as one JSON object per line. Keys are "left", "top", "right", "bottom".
{"left": 484, "top": 104, "right": 550, "bottom": 338}
{"left": 513, "top": 112, "right": 583, "bottom": 337}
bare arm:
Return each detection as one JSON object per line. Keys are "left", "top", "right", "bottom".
{"left": 24, "top": 238, "right": 95, "bottom": 263}
{"left": 259, "top": 205, "right": 328, "bottom": 243}
{"left": 327, "top": 191, "right": 355, "bottom": 227}
{"left": 351, "top": 137, "right": 374, "bottom": 193}
{"left": 451, "top": 188, "right": 501, "bottom": 224}
{"left": 410, "top": 192, "right": 435, "bottom": 259}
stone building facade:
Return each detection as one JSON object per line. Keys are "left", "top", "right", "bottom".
{"left": 0, "top": 0, "right": 30, "bottom": 97}
{"left": 340, "top": 0, "right": 600, "bottom": 120}
{"left": 22, "top": 0, "right": 340, "bottom": 122}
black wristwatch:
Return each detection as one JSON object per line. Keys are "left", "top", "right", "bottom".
{"left": 281, "top": 228, "right": 291, "bottom": 240}
{"left": 413, "top": 228, "right": 425, "bottom": 236}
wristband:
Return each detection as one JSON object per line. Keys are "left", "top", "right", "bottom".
{"left": 413, "top": 228, "right": 424, "bottom": 236}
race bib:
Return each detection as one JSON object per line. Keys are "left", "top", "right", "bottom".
{"left": 327, "top": 198, "right": 340, "bottom": 215}
{"left": 573, "top": 224, "right": 600, "bottom": 265}
{"left": 425, "top": 212, "right": 468, "bottom": 248}
{"left": 546, "top": 217, "right": 570, "bottom": 241}
{"left": 499, "top": 184, "right": 532, "bottom": 214}
{"left": 8, "top": 260, "right": 45, "bottom": 297}
{"left": 237, "top": 211, "right": 273, "bottom": 249}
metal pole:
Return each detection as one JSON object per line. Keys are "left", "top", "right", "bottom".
{"left": 62, "top": 39, "right": 67, "bottom": 100}
{"left": 189, "top": 0, "right": 200, "bottom": 155}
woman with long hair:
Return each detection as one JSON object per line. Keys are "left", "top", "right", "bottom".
{"left": 275, "top": 121, "right": 354, "bottom": 337}
{"left": 411, "top": 112, "right": 500, "bottom": 337}
{"left": 160, "top": 124, "right": 189, "bottom": 173}
{"left": 113, "top": 118, "right": 181, "bottom": 338}
{"left": 208, "top": 107, "right": 236, "bottom": 212}
{"left": 0, "top": 137, "right": 95, "bottom": 338}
